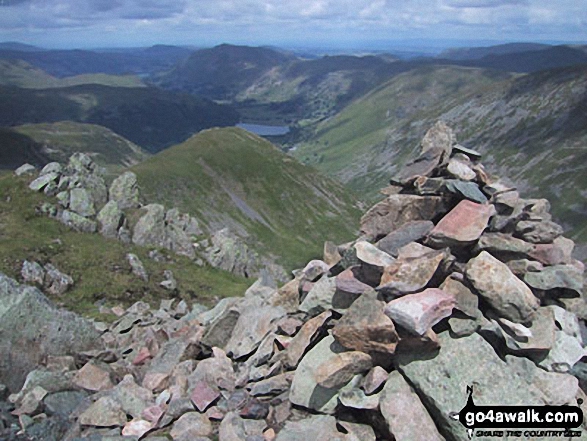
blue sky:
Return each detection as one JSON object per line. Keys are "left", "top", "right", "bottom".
{"left": 0, "top": 0, "right": 586, "bottom": 49}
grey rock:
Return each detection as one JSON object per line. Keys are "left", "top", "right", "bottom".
{"left": 439, "top": 274, "right": 479, "bottom": 318}
{"left": 43, "top": 390, "right": 88, "bottom": 418}
{"left": 126, "top": 253, "right": 148, "bottom": 282}
{"left": 67, "top": 152, "right": 95, "bottom": 174}
{"left": 29, "top": 172, "right": 59, "bottom": 191}
{"left": 225, "top": 297, "right": 286, "bottom": 359}
{"left": 142, "top": 338, "right": 193, "bottom": 391}
{"left": 538, "top": 330, "right": 587, "bottom": 372}
{"left": 299, "top": 275, "right": 338, "bottom": 315}
{"left": 44, "top": 263, "right": 74, "bottom": 296}
{"left": 14, "top": 163, "right": 36, "bottom": 176}
{"left": 285, "top": 310, "right": 332, "bottom": 369}
{"left": 97, "top": 200, "right": 124, "bottom": 239}
{"left": 378, "top": 250, "right": 445, "bottom": 297}
{"left": 397, "top": 332, "right": 545, "bottom": 441}
{"left": 506, "top": 259, "right": 544, "bottom": 277}
{"left": 447, "top": 156, "right": 476, "bottom": 181}
{"left": 453, "top": 144, "right": 482, "bottom": 159}
{"left": 444, "top": 179, "right": 488, "bottom": 203}
{"left": 160, "top": 270, "right": 177, "bottom": 290}
{"left": 379, "top": 371, "right": 444, "bottom": 441}
{"left": 69, "top": 187, "right": 95, "bottom": 217}
{"left": 59, "top": 210, "right": 97, "bottom": 233}
{"left": 78, "top": 396, "right": 127, "bottom": 428}
{"left": 392, "top": 147, "right": 448, "bottom": 185}
{"left": 376, "top": 220, "right": 434, "bottom": 257}
{"left": 21, "top": 260, "right": 45, "bottom": 285}
{"left": 476, "top": 233, "right": 534, "bottom": 257}
{"left": 524, "top": 264, "right": 584, "bottom": 295}
{"left": 515, "top": 220, "right": 564, "bottom": 244}
{"left": 166, "top": 224, "right": 196, "bottom": 259}
{"left": 289, "top": 335, "right": 351, "bottom": 413}
{"left": 40, "top": 162, "right": 62, "bottom": 176}
{"left": 314, "top": 351, "right": 372, "bottom": 389}
{"left": 55, "top": 190, "right": 70, "bottom": 208}
{"left": 354, "top": 241, "right": 395, "bottom": 268}
{"left": 218, "top": 411, "right": 247, "bottom": 441}
{"left": 200, "top": 298, "right": 241, "bottom": 349}
{"left": 110, "top": 374, "right": 153, "bottom": 420}
{"left": 132, "top": 204, "right": 167, "bottom": 248}
{"left": 275, "top": 414, "right": 345, "bottom": 441}
{"left": 338, "top": 387, "right": 380, "bottom": 410}
{"left": 170, "top": 412, "right": 212, "bottom": 440}
{"left": 109, "top": 171, "right": 140, "bottom": 210}
{"left": 466, "top": 251, "right": 539, "bottom": 323}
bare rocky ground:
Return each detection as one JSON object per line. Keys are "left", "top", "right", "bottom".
{"left": 1, "top": 122, "right": 586, "bottom": 440}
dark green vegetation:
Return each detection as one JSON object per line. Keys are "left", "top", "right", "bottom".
{"left": 0, "top": 84, "right": 239, "bottom": 152}
{"left": 11, "top": 121, "right": 150, "bottom": 174}
{"left": 0, "top": 59, "right": 146, "bottom": 89}
{"left": 439, "top": 43, "right": 552, "bottom": 60}
{"left": 0, "top": 45, "right": 193, "bottom": 78}
{"left": 133, "top": 127, "right": 362, "bottom": 270}
{"left": 295, "top": 64, "right": 587, "bottom": 248}
{"left": 0, "top": 127, "right": 50, "bottom": 169}
{"left": 0, "top": 174, "right": 251, "bottom": 318}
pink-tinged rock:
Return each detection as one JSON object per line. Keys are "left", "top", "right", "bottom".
{"left": 384, "top": 288, "right": 456, "bottom": 335}
{"left": 142, "top": 372, "right": 169, "bottom": 392}
{"left": 205, "top": 406, "right": 225, "bottom": 420}
{"left": 190, "top": 380, "right": 220, "bottom": 412}
{"left": 315, "top": 351, "right": 372, "bottom": 389}
{"left": 132, "top": 347, "right": 152, "bottom": 366}
{"left": 73, "top": 361, "right": 113, "bottom": 392}
{"left": 428, "top": 200, "right": 495, "bottom": 247}
{"left": 142, "top": 405, "right": 164, "bottom": 425}
{"left": 122, "top": 419, "right": 153, "bottom": 438}
{"left": 335, "top": 267, "right": 372, "bottom": 297}
{"left": 111, "top": 305, "right": 126, "bottom": 316}
{"left": 378, "top": 250, "right": 445, "bottom": 297}
{"left": 361, "top": 366, "right": 389, "bottom": 395}
{"left": 529, "top": 236, "right": 574, "bottom": 266}
{"left": 276, "top": 316, "right": 303, "bottom": 336}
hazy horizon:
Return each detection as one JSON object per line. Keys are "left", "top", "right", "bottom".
{"left": 0, "top": 0, "right": 585, "bottom": 51}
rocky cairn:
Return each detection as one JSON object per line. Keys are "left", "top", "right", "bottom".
{"left": 23, "top": 153, "right": 286, "bottom": 281}
{"left": 1, "top": 122, "right": 586, "bottom": 440}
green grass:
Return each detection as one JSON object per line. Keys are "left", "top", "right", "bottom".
{"left": 0, "top": 174, "right": 251, "bottom": 319}
{"left": 133, "top": 127, "right": 362, "bottom": 271}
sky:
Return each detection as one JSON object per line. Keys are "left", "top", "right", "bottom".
{"left": 0, "top": 0, "right": 586, "bottom": 50}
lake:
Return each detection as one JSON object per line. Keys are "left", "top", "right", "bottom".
{"left": 236, "top": 123, "right": 290, "bottom": 136}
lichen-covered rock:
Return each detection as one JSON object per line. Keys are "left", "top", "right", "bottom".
{"left": 43, "top": 263, "right": 74, "bottom": 296}
{"left": 14, "top": 163, "right": 36, "bottom": 176}
{"left": 97, "top": 200, "right": 124, "bottom": 239}
{"left": 59, "top": 209, "right": 97, "bottom": 233}
{"left": 109, "top": 171, "right": 140, "bottom": 209}
{"left": 21, "top": 260, "right": 45, "bottom": 285}
{"left": 69, "top": 187, "right": 95, "bottom": 217}
{"left": 132, "top": 203, "right": 167, "bottom": 248}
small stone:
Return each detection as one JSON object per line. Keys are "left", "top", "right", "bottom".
{"left": 538, "top": 331, "right": 587, "bottom": 372}
{"left": 142, "top": 405, "right": 164, "bottom": 425}
{"left": 73, "top": 361, "right": 113, "bottom": 392}
{"left": 43, "top": 263, "right": 74, "bottom": 296}
{"left": 14, "top": 163, "right": 36, "bottom": 176}
{"left": 361, "top": 366, "right": 389, "bottom": 395}
{"left": 69, "top": 187, "right": 95, "bottom": 217}
{"left": 444, "top": 179, "right": 488, "bottom": 203}
{"left": 332, "top": 290, "right": 399, "bottom": 354}
{"left": 160, "top": 269, "right": 177, "bottom": 290}
{"left": 298, "top": 275, "right": 338, "bottom": 315}
{"left": 384, "top": 288, "right": 455, "bottom": 335}
{"left": 315, "top": 351, "right": 372, "bottom": 389}
{"left": 239, "top": 397, "right": 270, "bottom": 419}
{"left": 122, "top": 419, "right": 153, "bottom": 438}
{"left": 190, "top": 380, "right": 220, "bottom": 412}
{"left": 376, "top": 220, "right": 434, "bottom": 257}
{"left": 29, "top": 172, "right": 59, "bottom": 191}
{"left": 78, "top": 396, "right": 127, "bottom": 427}
{"left": 447, "top": 156, "right": 476, "bottom": 181}
{"left": 354, "top": 241, "right": 395, "bottom": 268}
{"left": 428, "top": 200, "right": 495, "bottom": 247}
{"left": 21, "top": 260, "right": 45, "bottom": 285}
{"left": 439, "top": 274, "right": 479, "bottom": 318}
{"left": 127, "top": 253, "right": 149, "bottom": 282}
{"left": 170, "top": 412, "right": 212, "bottom": 440}
{"left": 323, "top": 241, "right": 341, "bottom": 266}
{"left": 300, "top": 260, "right": 330, "bottom": 281}
{"left": 285, "top": 310, "right": 332, "bottom": 369}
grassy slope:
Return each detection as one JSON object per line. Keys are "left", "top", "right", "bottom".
{"left": 133, "top": 127, "right": 362, "bottom": 270}
{"left": 294, "top": 64, "right": 587, "bottom": 246}
{"left": 0, "top": 59, "right": 145, "bottom": 88}
{"left": 13, "top": 121, "right": 150, "bottom": 176}
{"left": 294, "top": 66, "right": 514, "bottom": 198}
{"left": 0, "top": 174, "right": 251, "bottom": 319}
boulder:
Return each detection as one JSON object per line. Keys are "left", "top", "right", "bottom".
{"left": 97, "top": 200, "right": 124, "bottom": 239}
{"left": 466, "top": 251, "right": 539, "bottom": 323}
{"left": 132, "top": 204, "right": 167, "bottom": 248}
{"left": 0, "top": 273, "right": 100, "bottom": 392}
{"left": 397, "top": 331, "right": 546, "bottom": 441}
{"left": 29, "top": 172, "right": 59, "bottom": 192}
{"left": 59, "top": 210, "right": 97, "bottom": 233}
{"left": 14, "top": 163, "right": 36, "bottom": 176}
{"left": 69, "top": 187, "right": 95, "bottom": 217}
{"left": 378, "top": 250, "right": 445, "bottom": 297}
{"left": 515, "top": 220, "right": 564, "bottom": 244}
{"left": 109, "top": 171, "right": 140, "bottom": 209}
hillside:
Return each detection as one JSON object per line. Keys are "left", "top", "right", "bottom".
{"left": 0, "top": 59, "right": 145, "bottom": 89}
{"left": 157, "top": 44, "right": 296, "bottom": 100}
{"left": 10, "top": 121, "right": 149, "bottom": 173}
{"left": 0, "top": 45, "right": 193, "bottom": 78}
{"left": 0, "top": 84, "right": 239, "bottom": 152}
{"left": 439, "top": 42, "right": 551, "bottom": 60}
{"left": 294, "top": 64, "right": 587, "bottom": 253}
{"left": 132, "top": 127, "right": 362, "bottom": 270}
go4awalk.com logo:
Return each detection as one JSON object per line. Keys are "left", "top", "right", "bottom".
{"left": 451, "top": 386, "right": 584, "bottom": 439}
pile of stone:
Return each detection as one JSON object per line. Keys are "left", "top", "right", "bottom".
{"left": 3, "top": 122, "right": 586, "bottom": 440}
{"left": 21, "top": 154, "right": 286, "bottom": 281}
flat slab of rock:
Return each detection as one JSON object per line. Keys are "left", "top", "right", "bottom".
{"left": 332, "top": 290, "right": 399, "bottom": 354}
{"left": 398, "top": 331, "right": 545, "bottom": 441}
{"left": 524, "top": 264, "right": 584, "bottom": 295}
{"left": 286, "top": 310, "right": 332, "bottom": 369}
{"left": 170, "top": 412, "right": 212, "bottom": 440}
{"left": 354, "top": 241, "right": 395, "bottom": 268}
{"left": 384, "top": 288, "right": 455, "bottom": 336}
{"left": 466, "top": 251, "right": 539, "bottom": 323}
{"left": 428, "top": 200, "right": 495, "bottom": 247}
{"left": 360, "top": 194, "right": 448, "bottom": 241}
{"left": 376, "top": 220, "right": 434, "bottom": 257}
{"left": 379, "top": 371, "right": 444, "bottom": 441}
{"left": 78, "top": 396, "right": 127, "bottom": 427}
{"left": 315, "top": 351, "right": 372, "bottom": 389}
{"left": 275, "top": 415, "right": 346, "bottom": 441}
